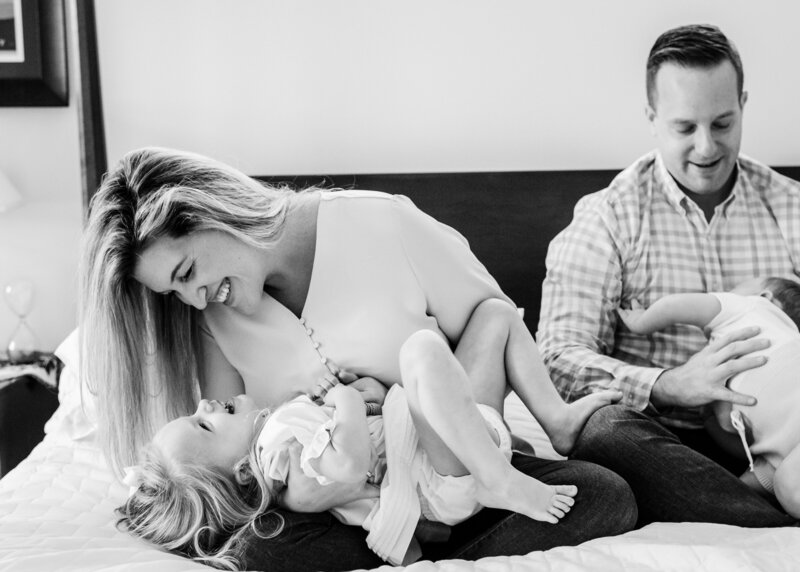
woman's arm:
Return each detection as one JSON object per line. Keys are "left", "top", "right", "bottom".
{"left": 618, "top": 293, "right": 721, "bottom": 334}
{"left": 311, "top": 384, "right": 373, "bottom": 483}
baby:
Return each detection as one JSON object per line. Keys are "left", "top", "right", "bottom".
{"left": 618, "top": 276, "right": 800, "bottom": 519}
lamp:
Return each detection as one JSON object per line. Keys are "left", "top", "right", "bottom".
{"left": 0, "top": 169, "right": 22, "bottom": 213}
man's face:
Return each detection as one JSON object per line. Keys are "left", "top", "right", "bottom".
{"left": 646, "top": 60, "right": 747, "bottom": 195}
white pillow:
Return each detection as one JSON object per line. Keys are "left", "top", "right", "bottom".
{"left": 44, "top": 328, "right": 97, "bottom": 440}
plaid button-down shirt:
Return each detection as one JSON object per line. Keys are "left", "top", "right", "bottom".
{"left": 538, "top": 150, "right": 800, "bottom": 428}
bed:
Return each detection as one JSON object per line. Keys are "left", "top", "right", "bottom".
{"left": 2, "top": 168, "right": 800, "bottom": 572}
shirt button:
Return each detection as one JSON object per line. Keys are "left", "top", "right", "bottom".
{"left": 321, "top": 357, "right": 328, "bottom": 364}
{"left": 299, "top": 318, "right": 306, "bottom": 325}
{"left": 313, "top": 342, "right": 320, "bottom": 349}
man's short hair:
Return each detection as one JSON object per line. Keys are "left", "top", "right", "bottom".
{"left": 646, "top": 24, "right": 744, "bottom": 108}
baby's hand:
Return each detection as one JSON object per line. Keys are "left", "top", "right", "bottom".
{"left": 617, "top": 300, "right": 647, "bottom": 333}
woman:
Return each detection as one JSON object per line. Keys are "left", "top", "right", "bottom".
{"left": 81, "top": 147, "right": 636, "bottom": 571}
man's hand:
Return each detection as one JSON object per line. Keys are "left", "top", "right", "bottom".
{"left": 280, "top": 443, "right": 379, "bottom": 513}
{"left": 651, "top": 326, "right": 765, "bottom": 408}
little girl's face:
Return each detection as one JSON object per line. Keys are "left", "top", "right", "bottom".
{"left": 154, "top": 394, "right": 261, "bottom": 474}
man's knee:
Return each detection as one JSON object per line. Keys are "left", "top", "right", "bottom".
{"left": 573, "top": 404, "right": 645, "bottom": 453}
{"left": 579, "top": 461, "right": 638, "bottom": 534}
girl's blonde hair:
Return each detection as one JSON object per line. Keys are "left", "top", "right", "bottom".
{"left": 80, "top": 147, "right": 306, "bottom": 474}
{"left": 118, "top": 412, "right": 283, "bottom": 570}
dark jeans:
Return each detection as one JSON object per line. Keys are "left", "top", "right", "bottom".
{"left": 571, "top": 404, "right": 797, "bottom": 528}
{"left": 240, "top": 453, "right": 637, "bottom": 572}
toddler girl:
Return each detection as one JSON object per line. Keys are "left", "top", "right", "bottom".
{"left": 120, "top": 299, "right": 620, "bottom": 569}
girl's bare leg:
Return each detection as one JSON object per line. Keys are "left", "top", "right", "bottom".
{"left": 455, "top": 299, "right": 621, "bottom": 455}
{"left": 399, "top": 330, "right": 577, "bottom": 524}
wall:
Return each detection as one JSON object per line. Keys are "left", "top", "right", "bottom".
{"left": 96, "top": 0, "right": 800, "bottom": 175}
{"left": 0, "top": 3, "right": 83, "bottom": 353}
{"left": 1, "top": 0, "right": 799, "bottom": 352}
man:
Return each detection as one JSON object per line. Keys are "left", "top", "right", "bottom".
{"left": 538, "top": 24, "right": 798, "bottom": 526}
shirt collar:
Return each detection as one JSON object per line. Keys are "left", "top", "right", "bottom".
{"left": 654, "top": 151, "right": 744, "bottom": 217}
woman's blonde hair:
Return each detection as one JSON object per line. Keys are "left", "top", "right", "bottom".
{"left": 80, "top": 147, "right": 301, "bottom": 474}
{"left": 118, "top": 412, "right": 283, "bottom": 570}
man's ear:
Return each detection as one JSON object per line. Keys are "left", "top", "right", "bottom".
{"left": 740, "top": 90, "right": 749, "bottom": 109}
{"left": 645, "top": 104, "right": 657, "bottom": 135}
{"left": 759, "top": 289, "right": 774, "bottom": 302}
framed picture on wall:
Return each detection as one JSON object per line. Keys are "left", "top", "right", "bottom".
{"left": 0, "top": 0, "right": 67, "bottom": 106}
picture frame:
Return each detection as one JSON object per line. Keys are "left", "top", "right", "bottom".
{"left": 0, "top": 0, "right": 67, "bottom": 106}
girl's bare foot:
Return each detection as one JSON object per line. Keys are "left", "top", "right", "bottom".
{"left": 547, "top": 390, "right": 622, "bottom": 455}
{"left": 474, "top": 467, "right": 578, "bottom": 524}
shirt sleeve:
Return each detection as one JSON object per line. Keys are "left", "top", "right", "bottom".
{"left": 537, "top": 193, "right": 663, "bottom": 410}
{"left": 390, "top": 194, "right": 514, "bottom": 343}
{"left": 257, "top": 398, "right": 337, "bottom": 486}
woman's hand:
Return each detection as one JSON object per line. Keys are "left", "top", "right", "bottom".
{"left": 280, "top": 443, "right": 379, "bottom": 513}
{"left": 345, "top": 375, "right": 389, "bottom": 406}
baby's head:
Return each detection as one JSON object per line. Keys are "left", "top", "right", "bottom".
{"left": 733, "top": 276, "right": 800, "bottom": 329}
{"left": 117, "top": 395, "right": 282, "bottom": 570}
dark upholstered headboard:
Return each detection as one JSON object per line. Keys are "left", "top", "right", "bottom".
{"left": 260, "top": 167, "right": 800, "bottom": 334}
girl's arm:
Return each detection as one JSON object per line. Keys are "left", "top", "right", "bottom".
{"left": 281, "top": 443, "right": 379, "bottom": 512}
{"left": 618, "top": 293, "right": 721, "bottom": 334}
{"left": 775, "top": 445, "right": 800, "bottom": 519}
{"left": 311, "top": 384, "right": 373, "bottom": 483}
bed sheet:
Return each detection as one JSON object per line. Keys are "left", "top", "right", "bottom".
{"left": 1, "top": 383, "right": 799, "bottom": 572}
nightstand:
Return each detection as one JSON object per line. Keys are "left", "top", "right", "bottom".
{"left": 0, "top": 374, "right": 60, "bottom": 479}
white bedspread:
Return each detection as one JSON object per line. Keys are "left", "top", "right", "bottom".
{"left": 1, "top": 388, "right": 798, "bottom": 572}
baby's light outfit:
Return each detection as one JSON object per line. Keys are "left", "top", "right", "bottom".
{"left": 707, "top": 293, "right": 800, "bottom": 492}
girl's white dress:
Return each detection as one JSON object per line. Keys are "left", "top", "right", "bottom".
{"left": 255, "top": 385, "right": 511, "bottom": 565}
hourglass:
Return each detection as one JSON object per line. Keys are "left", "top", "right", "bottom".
{"left": 4, "top": 279, "right": 38, "bottom": 363}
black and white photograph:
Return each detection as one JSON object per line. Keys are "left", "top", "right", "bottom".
{"left": 0, "top": 2, "right": 799, "bottom": 571}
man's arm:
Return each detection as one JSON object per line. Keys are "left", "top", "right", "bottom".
{"left": 538, "top": 195, "right": 665, "bottom": 409}
{"left": 539, "top": 193, "right": 765, "bottom": 411}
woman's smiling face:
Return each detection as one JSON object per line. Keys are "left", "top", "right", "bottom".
{"left": 134, "top": 230, "right": 268, "bottom": 315}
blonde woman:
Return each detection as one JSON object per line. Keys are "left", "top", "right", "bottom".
{"left": 82, "top": 147, "right": 635, "bottom": 571}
